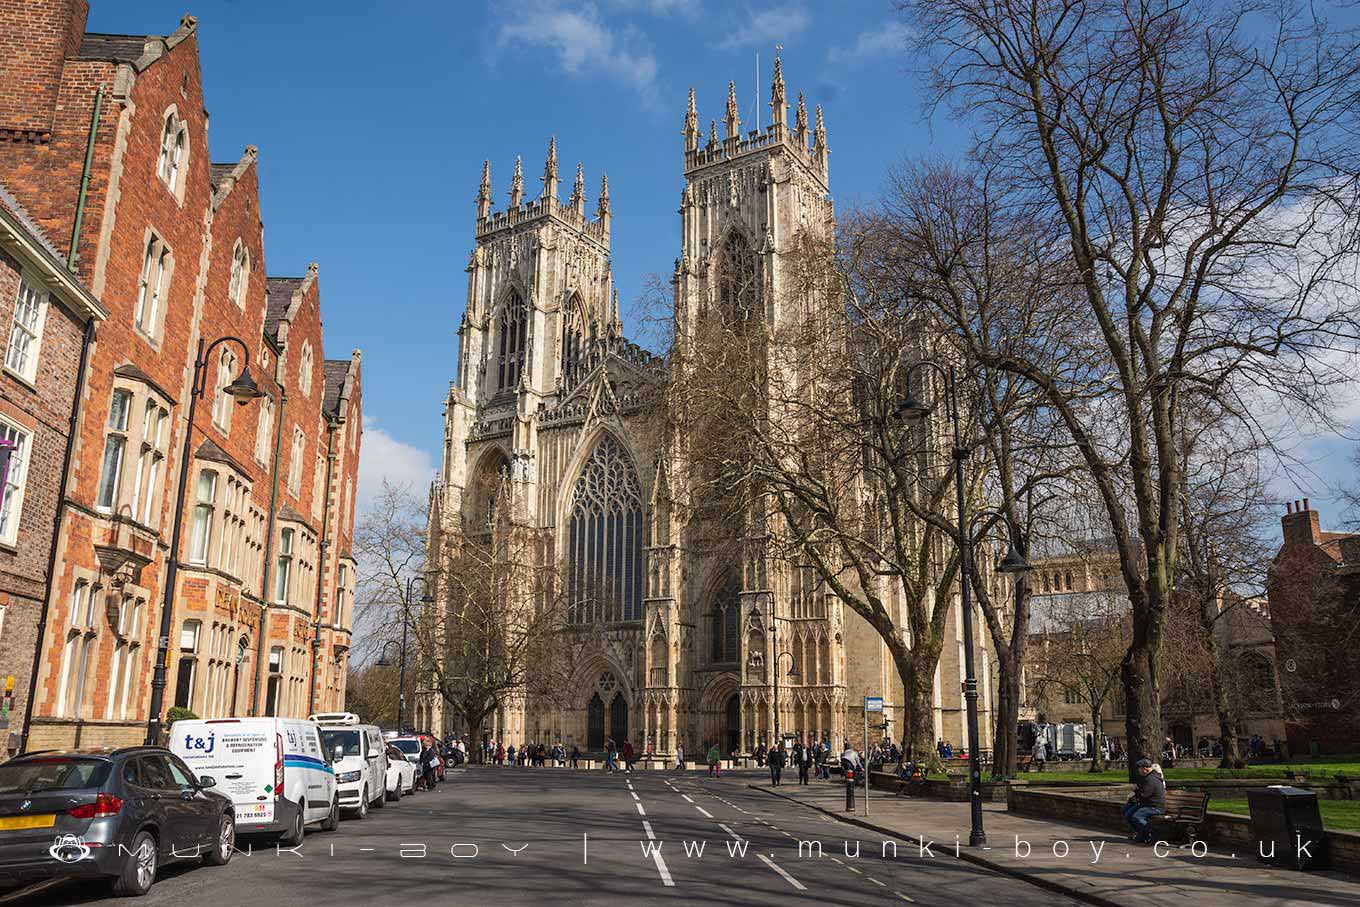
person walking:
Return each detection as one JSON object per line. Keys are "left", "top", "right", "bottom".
{"left": 623, "top": 739, "right": 635, "bottom": 773}
{"left": 754, "top": 743, "right": 766, "bottom": 767}
{"left": 605, "top": 738, "right": 619, "bottom": 773}
{"left": 841, "top": 742, "right": 861, "bottom": 812}
{"left": 707, "top": 743, "right": 722, "bottom": 778}
{"left": 1031, "top": 736, "right": 1048, "bottom": 773}
{"left": 796, "top": 741, "right": 811, "bottom": 785}
{"left": 768, "top": 742, "right": 786, "bottom": 786}
{"left": 570, "top": 745, "right": 581, "bottom": 769}
{"left": 675, "top": 741, "right": 686, "bottom": 771}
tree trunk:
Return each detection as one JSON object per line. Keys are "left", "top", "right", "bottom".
{"left": 1198, "top": 601, "right": 1244, "bottom": 769}
{"left": 898, "top": 654, "right": 937, "bottom": 766}
{"left": 991, "top": 652, "right": 1021, "bottom": 779}
{"left": 1121, "top": 632, "right": 1163, "bottom": 779}
{"left": 1089, "top": 703, "right": 1106, "bottom": 772}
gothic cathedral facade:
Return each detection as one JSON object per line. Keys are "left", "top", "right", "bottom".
{"left": 424, "top": 65, "right": 997, "bottom": 755}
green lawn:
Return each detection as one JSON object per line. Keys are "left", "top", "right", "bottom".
{"left": 1001, "top": 757, "right": 1360, "bottom": 785}
{"left": 1208, "top": 798, "right": 1360, "bottom": 832}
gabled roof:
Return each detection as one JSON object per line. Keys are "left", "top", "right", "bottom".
{"left": 322, "top": 360, "right": 351, "bottom": 416}
{"left": 0, "top": 181, "right": 107, "bottom": 322}
{"left": 0, "top": 183, "right": 62, "bottom": 261}
{"left": 77, "top": 33, "right": 153, "bottom": 63}
{"left": 210, "top": 163, "right": 238, "bottom": 188}
{"left": 194, "top": 438, "right": 249, "bottom": 478}
{"left": 265, "top": 277, "right": 304, "bottom": 339}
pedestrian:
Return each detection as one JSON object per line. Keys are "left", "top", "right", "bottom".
{"left": 496, "top": 742, "right": 505, "bottom": 765}
{"left": 795, "top": 741, "right": 811, "bottom": 785}
{"left": 571, "top": 745, "right": 581, "bottom": 769}
{"left": 1031, "top": 736, "right": 1047, "bottom": 773}
{"left": 421, "top": 742, "right": 439, "bottom": 790}
{"left": 768, "top": 742, "right": 786, "bottom": 786}
{"left": 623, "top": 739, "right": 635, "bottom": 773}
{"left": 707, "top": 742, "right": 722, "bottom": 778}
{"left": 841, "top": 743, "right": 861, "bottom": 812}
{"left": 1123, "top": 759, "right": 1166, "bottom": 844}
{"left": 605, "top": 738, "right": 618, "bottom": 772}
{"left": 675, "top": 741, "right": 686, "bottom": 771}
{"left": 755, "top": 743, "right": 766, "bottom": 767}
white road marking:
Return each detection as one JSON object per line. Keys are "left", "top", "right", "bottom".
{"left": 869, "top": 877, "right": 886, "bottom": 887}
{"left": 897, "top": 894, "right": 916, "bottom": 903}
{"left": 848, "top": 866, "right": 863, "bottom": 875}
{"left": 636, "top": 802, "right": 646, "bottom": 816}
{"left": 831, "top": 857, "right": 844, "bottom": 865}
{"left": 718, "top": 823, "right": 741, "bottom": 839}
{"left": 643, "top": 821, "right": 656, "bottom": 839}
{"left": 682, "top": 794, "right": 694, "bottom": 803}
{"left": 630, "top": 791, "right": 640, "bottom": 801}
{"left": 695, "top": 806, "right": 714, "bottom": 818}
{"left": 758, "top": 854, "right": 807, "bottom": 891}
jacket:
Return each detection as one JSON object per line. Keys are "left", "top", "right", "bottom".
{"left": 1132, "top": 768, "right": 1167, "bottom": 809}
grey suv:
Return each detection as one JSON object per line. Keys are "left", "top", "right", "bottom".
{"left": 0, "top": 746, "right": 234, "bottom": 896}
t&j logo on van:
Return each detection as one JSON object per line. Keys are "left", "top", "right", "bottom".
{"left": 184, "top": 731, "right": 216, "bottom": 753}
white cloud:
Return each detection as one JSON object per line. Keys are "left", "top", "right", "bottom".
{"left": 356, "top": 417, "right": 436, "bottom": 514}
{"left": 495, "top": 2, "right": 660, "bottom": 102}
{"left": 714, "top": 3, "right": 811, "bottom": 52}
{"left": 827, "top": 19, "right": 912, "bottom": 67}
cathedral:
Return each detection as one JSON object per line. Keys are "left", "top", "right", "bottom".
{"left": 421, "top": 64, "right": 996, "bottom": 755}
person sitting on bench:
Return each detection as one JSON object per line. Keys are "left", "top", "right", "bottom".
{"left": 1122, "top": 758, "right": 1166, "bottom": 844}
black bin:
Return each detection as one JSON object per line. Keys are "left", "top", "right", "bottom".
{"left": 1248, "top": 786, "right": 1329, "bottom": 870}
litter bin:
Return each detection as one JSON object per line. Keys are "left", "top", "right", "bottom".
{"left": 1248, "top": 786, "right": 1329, "bottom": 870}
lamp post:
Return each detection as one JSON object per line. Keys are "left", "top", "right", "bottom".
{"left": 895, "top": 360, "right": 1031, "bottom": 847}
{"left": 382, "top": 575, "right": 434, "bottom": 733}
{"left": 146, "top": 335, "right": 264, "bottom": 746}
{"left": 747, "top": 603, "right": 800, "bottom": 749}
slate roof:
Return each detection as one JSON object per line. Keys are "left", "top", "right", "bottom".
{"left": 210, "top": 163, "right": 238, "bottom": 189}
{"left": 0, "top": 182, "right": 64, "bottom": 262}
{"left": 77, "top": 33, "right": 152, "bottom": 63}
{"left": 265, "top": 277, "right": 304, "bottom": 339}
{"left": 322, "top": 360, "right": 350, "bottom": 417}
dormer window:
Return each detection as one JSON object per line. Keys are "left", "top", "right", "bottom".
{"left": 157, "top": 111, "right": 188, "bottom": 193}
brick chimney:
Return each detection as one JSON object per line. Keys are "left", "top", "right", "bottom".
{"left": 1281, "top": 497, "right": 1322, "bottom": 549}
{"left": 0, "top": 0, "right": 90, "bottom": 134}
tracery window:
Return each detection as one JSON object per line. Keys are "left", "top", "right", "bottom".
{"left": 560, "top": 294, "right": 586, "bottom": 384}
{"left": 716, "top": 231, "right": 759, "bottom": 324}
{"left": 497, "top": 289, "right": 528, "bottom": 390}
{"left": 567, "top": 434, "right": 643, "bottom": 624}
{"left": 709, "top": 578, "right": 740, "bottom": 664}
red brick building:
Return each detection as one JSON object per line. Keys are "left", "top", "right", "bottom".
{"left": 0, "top": 183, "right": 106, "bottom": 756}
{"left": 0, "top": 0, "right": 361, "bottom": 751}
{"left": 1267, "top": 499, "right": 1360, "bottom": 755}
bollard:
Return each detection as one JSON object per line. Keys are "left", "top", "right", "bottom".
{"left": 845, "top": 769, "right": 856, "bottom": 811}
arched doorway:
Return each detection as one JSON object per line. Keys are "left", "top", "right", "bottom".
{"left": 610, "top": 692, "right": 628, "bottom": 745}
{"left": 587, "top": 693, "right": 605, "bottom": 750}
{"left": 724, "top": 693, "right": 740, "bottom": 756}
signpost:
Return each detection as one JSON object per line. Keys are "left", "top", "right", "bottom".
{"left": 864, "top": 696, "right": 883, "bottom": 815}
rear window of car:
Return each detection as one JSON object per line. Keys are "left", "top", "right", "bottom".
{"left": 390, "top": 739, "right": 420, "bottom": 755}
{"left": 0, "top": 758, "right": 111, "bottom": 794}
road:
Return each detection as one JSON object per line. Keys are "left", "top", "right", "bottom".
{"left": 25, "top": 767, "right": 1083, "bottom": 906}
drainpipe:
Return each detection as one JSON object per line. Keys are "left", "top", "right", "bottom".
{"left": 20, "top": 85, "right": 105, "bottom": 754}
{"left": 20, "top": 318, "right": 96, "bottom": 754}
{"left": 252, "top": 376, "right": 287, "bottom": 714}
{"left": 307, "top": 419, "right": 338, "bottom": 715}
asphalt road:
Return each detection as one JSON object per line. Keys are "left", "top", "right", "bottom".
{"left": 22, "top": 767, "right": 1083, "bottom": 906}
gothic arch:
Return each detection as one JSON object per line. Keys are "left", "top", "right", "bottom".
{"left": 559, "top": 429, "right": 646, "bottom": 624}
{"left": 713, "top": 226, "right": 761, "bottom": 325}
{"left": 492, "top": 284, "right": 530, "bottom": 390}
{"left": 560, "top": 291, "right": 589, "bottom": 383}
{"left": 467, "top": 446, "right": 511, "bottom": 530}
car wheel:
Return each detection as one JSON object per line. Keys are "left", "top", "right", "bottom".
{"left": 112, "top": 830, "right": 157, "bottom": 896}
{"left": 356, "top": 788, "right": 368, "bottom": 820}
{"left": 390, "top": 781, "right": 401, "bottom": 802}
{"left": 320, "top": 797, "right": 340, "bottom": 832}
{"left": 203, "top": 814, "right": 234, "bottom": 866}
{"left": 373, "top": 781, "right": 385, "bottom": 809}
{"left": 280, "top": 801, "right": 305, "bottom": 845}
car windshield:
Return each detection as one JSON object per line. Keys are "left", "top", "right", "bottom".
{"left": 390, "top": 739, "right": 420, "bottom": 755}
{"left": 0, "top": 758, "right": 111, "bottom": 794}
{"left": 321, "top": 729, "right": 363, "bottom": 757}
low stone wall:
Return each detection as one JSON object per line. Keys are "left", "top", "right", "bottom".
{"left": 868, "top": 770, "right": 1009, "bottom": 802}
{"left": 1007, "top": 785, "right": 1360, "bottom": 875}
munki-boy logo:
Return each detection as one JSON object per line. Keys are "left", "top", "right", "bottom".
{"left": 184, "top": 731, "right": 216, "bottom": 753}
{"left": 49, "top": 834, "right": 91, "bottom": 863}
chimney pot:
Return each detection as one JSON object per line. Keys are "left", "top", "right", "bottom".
{"left": 1287, "top": 502, "right": 1293, "bottom": 514}
{"left": 1304, "top": 498, "right": 1310, "bottom": 511}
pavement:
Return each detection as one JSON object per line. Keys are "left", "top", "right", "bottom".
{"left": 6, "top": 765, "right": 1092, "bottom": 906}
{"left": 750, "top": 775, "right": 1360, "bottom": 907}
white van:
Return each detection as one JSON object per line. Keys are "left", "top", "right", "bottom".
{"left": 310, "top": 712, "right": 386, "bottom": 818}
{"left": 169, "top": 717, "right": 339, "bottom": 843}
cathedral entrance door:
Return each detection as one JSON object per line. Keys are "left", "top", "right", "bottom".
{"left": 725, "top": 693, "right": 740, "bottom": 756}
{"left": 587, "top": 693, "right": 605, "bottom": 750}
{"left": 610, "top": 693, "right": 628, "bottom": 745}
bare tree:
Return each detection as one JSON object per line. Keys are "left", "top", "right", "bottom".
{"left": 895, "top": 0, "right": 1360, "bottom": 766}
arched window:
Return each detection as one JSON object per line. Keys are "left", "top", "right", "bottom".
{"left": 298, "top": 342, "right": 313, "bottom": 396}
{"left": 469, "top": 451, "right": 509, "bottom": 531}
{"left": 708, "top": 578, "right": 740, "bottom": 664}
{"left": 157, "top": 111, "right": 187, "bottom": 192}
{"left": 497, "top": 290, "right": 528, "bottom": 390}
{"left": 567, "top": 434, "right": 643, "bottom": 624}
{"left": 560, "top": 294, "right": 586, "bottom": 383}
{"left": 228, "top": 240, "right": 249, "bottom": 308}
{"left": 715, "top": 231, "right": 759, "bottom": 324}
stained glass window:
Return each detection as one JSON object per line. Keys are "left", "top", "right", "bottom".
{"left": 567, "top": 434, "right": 643, "bottom": 623}
{"left": 498, "top": 290, "right": 528, "bottom": 389}
{"left": 716, "top": 231, "right": 759, "bottom": 324}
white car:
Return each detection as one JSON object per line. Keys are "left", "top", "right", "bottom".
{"left": 384, "top": 743, "right": 416, "bottom": 800}
{"left": 312, "top": 713, "right": 387, "bottom": 819}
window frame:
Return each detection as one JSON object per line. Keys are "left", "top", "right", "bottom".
{"left": 0, "top": 414, "right": 31, "bottom": 546}
{"left": 4, "top": 274, "right": 48, "bottom": 384}
{"left": 134, "top": 234, "right": 171, "bottom": 341}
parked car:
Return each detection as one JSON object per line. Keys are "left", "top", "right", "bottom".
{"left": 311, "top": 713, "right": 386, "bottom": 818}
{"left": 0, "top": 747, "right": 234, "bottom": 896}
{"left": 169, "top": 717, "right": 338, "bottom": 843}
{"left": 384, "top": 745, "right": 415, "bottom": 801}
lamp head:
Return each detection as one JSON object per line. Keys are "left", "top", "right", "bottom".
{"left": 894, "top": 392, "right": 932, "bottom": 421}
{"left": 997, "top": 543, "right": 1031, "bottom": 575}
{"left": 227, "top": 366, "right": 265, "bottom": 404}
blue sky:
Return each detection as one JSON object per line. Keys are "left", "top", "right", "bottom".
{"left": 93, "top": 1, "right": 1356, "bottom": 530}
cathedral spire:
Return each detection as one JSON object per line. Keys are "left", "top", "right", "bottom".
{"left": 597, "top": 171, "right": 610, "bottom": 219}
{"left": 542, "top": 136, "right": 559, "bottom": 201}
{"left": 794, "top": 92, "right": 809, "bottom": 148}
{"left": 770, "top": 55, "right": 787, "bottom": 128}
{"left": 477, "top": 159, "right": 492, "bottom": 220}
{"left": 571, "top": 161, "right": 586, "bottom": 215}
{"left": 609, "top": 287, "right": 622, "bottom": 337}
{"left": 725, "top": 80, "right": 740, "bottom": 139}
{"left": 813, "top": 104, "right": 828, "bottom": 171}
{"left": 708, "top": 118, "right": 718, "bottom": 150}
{"left": 509, "top": 155, "right": 523, "bottom": 208}
{"left": 684, "top": 86, "right": 700, "bottom": 152}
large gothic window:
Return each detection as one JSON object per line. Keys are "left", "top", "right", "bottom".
{"left": 709, "top": 578, "right": 740, "bottom": 664}
{"left": 497, "top": 290, "right": 528, "bottom": 390}
{"left": 716, "top": 231, "right": 760, "bottom": 324}
{"left": 560, "top": 295, "right": 586, "bottom": 385}
{"left": 567, "top": 434, "right": 644, "bottom": 624}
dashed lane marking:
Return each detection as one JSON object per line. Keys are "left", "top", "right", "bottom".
{"left": 636, "top": 802, "right": 646, "bottom": 816}
{"left": 897, "top": 894, "right": 916, "bottom": 903}
{"left": 718, "top": 823, "right": 741, "bottom": 839}
{"left": 681, "top": 794, "right": 694, "bottom": 803}
{"left": 630, "top": 791, "right": 640, "bottom": 801}
{"left": 868, "top": 877, "right": 886, "bottom": 887}
{"left": 695, "top": 806, "right": 714, "bottom": 818}
{"left": 758, "top": 854, "right": 807, "bottom": 891}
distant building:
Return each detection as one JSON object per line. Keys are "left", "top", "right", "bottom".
{"left": 1267, "top": 499, "right": 1360, "bottom": 755}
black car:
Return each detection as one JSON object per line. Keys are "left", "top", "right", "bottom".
{"left": 0, "top": 746, "right": 234, "bottom": 896}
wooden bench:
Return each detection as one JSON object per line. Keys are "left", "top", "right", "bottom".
{"left": 1147, "top": 790, "right": 1211, "bottom": 843}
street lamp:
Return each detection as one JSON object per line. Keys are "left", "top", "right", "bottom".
{"left": 384, "top": 575, "right": 435, "bottom": 733}
{"left": 895, "top": 359, "right": 1031, "bottom": 847}
{"left": 146, "top": 335, "right": 264, "bottom": 745}
{"left": 747, "top": 603, "right": 800, "bottom": 749}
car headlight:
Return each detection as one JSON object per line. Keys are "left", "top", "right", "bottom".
{"left": 336, "top": 771, "right": 362, "bottom": 783}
